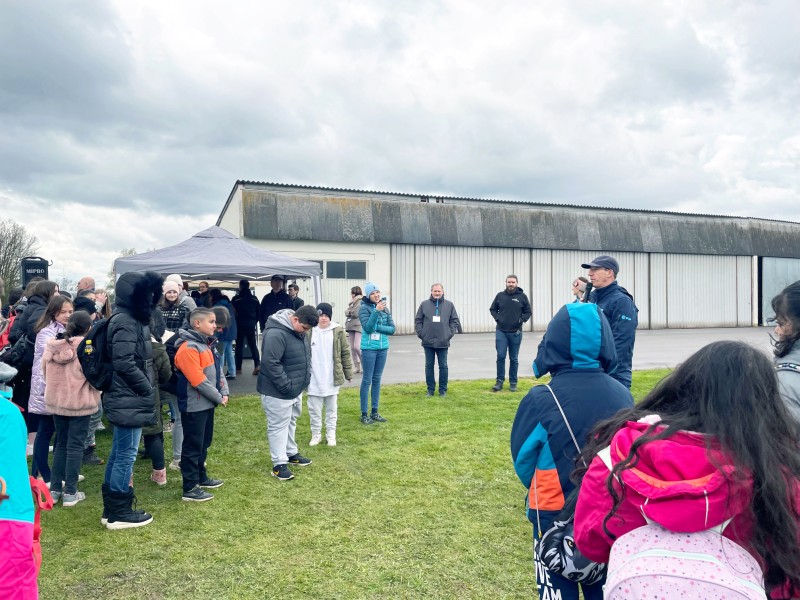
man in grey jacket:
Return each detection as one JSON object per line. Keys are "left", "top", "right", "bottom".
{"left": 414, "top": 283, "right": 461, "bottom": 397}
{"left": 257, "top": 305, "right": 319, "bottom": 481}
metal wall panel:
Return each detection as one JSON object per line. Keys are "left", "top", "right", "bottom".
{"left": 760, "top": 257, "right": 800, "bottom": 324}
{"left": 666, "top": 254, "right": 738, "bottom": 327}
{"left": 391, "top": 245, "right": 417, "bottom": 334}
{"left": 513, "top": 249, "right": 533, "bottom": 332}
{"left": 735, "top": 256, "right": 753, "bottom": 326}
{"left": 633, "top": 253, "right": 650, "bottom": 329}
{"left": 649, "top": 254, "right": 668, "bottom": 328}
{"left": 530, "top": 250, "right": 553, "bottom": 330}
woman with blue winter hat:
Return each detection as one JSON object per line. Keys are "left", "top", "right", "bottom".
{"left": 358, "top": 282, "right": 395, "bottom": 424}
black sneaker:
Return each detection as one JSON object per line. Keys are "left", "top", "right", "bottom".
{"left": 439, "top": 391, "right": 447, "bottom": 397}
{"left": 199, "top": 477, "right": 224, "bottom": 489}
{"left": 83, "top": 446, "right": 104, "bottom": 465}
{"left": 371, "top": 412, "right": 387, "bottom": 423}
{"left": 360, "top": 414, "right": 373, "bottom": 425}
{"left": 182, "top": 486, "right": 214, "bottom": 502}
{"left": 491, "top": 381, "right": 503, "bottom": 392}
{"left": 287, "top": 454, "right": 312, "bottom": 467}
{"left": 271, "top": 464, "right": 294, "bottom": 481}
{"left": 509, "top": 384, "right": 518, "bottom": 392}
{"left": 426, "top": 391, "right": 434, "bottom": 397}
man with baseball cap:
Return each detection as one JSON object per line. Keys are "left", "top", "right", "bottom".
{"left": 581, "top": 255, "right": 639, "bottom": 389}
{"left": 259, "top": 275, "right": 291, "bottom": 333}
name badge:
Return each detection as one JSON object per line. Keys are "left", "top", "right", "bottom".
{"left": 432, "top": 315, "right": 441, "bottom": 323}
{"left": 370, "top": 333, "right": 381, "bottom": 341}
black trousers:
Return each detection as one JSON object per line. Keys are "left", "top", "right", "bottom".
{"left": 143, "top": 432, "right": 165, "bottom": 470}
{"left": 51, "top": 415, "right": 91, "bottom": 494}
{"left": 235, "top": 322, "right": 260, "bottom": 368}
{"left": 180, "top": 408, "right": 215, "bottom": 492}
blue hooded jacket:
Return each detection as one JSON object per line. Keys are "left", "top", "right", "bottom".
{"left": 511, "top": 302, "right": 633, "bottom": 524}
{"left": 589, "top": 281, "right": 638, "bottom": 388}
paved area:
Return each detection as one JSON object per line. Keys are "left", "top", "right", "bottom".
{"left": 226, "top": 327, "right": 775, "bottom": 395}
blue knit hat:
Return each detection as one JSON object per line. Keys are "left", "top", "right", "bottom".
{"left": 364, "top": 282, "right": 380, "bottom": 297}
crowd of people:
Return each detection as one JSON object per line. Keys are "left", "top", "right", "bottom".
{"left": 2, "top": 253, "right": 800, "bottom": 598}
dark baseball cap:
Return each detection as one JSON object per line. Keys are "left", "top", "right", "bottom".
{"left": 581, "top": 255, "right": 619, "bottom": 275}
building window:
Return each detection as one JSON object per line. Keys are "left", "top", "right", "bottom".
{"left": 325, "top": 260, "right": 367, "bottom": 280}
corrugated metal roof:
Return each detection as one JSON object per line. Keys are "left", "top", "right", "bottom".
{"left": 234, "top": 179, "right": 800, "bottom": 226}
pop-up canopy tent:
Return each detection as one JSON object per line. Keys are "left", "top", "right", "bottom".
{"left": 114, "top": 226, "right": 322, "bottom": 302}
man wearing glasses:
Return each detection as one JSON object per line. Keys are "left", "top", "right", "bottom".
{"left": 256, "top": 305, "right": 319, "bottom": 481}
{"left": 581, "top": 255, "right": 639, "bottom": 389}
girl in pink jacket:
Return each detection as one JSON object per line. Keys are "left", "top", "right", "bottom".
{"left": 573, "top": 341, "right": 800, "bottom": 599}
{"left": 42, "top": 311, "right": 100, "bottom": 507}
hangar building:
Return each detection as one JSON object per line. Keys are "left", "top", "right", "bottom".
{"left": 216, "top": 181, "right": 800, "bottom": 334}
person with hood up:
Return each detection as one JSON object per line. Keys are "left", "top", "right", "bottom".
{"left": 101, "top": 271, "right": 163, "bottom": 530}
{"left": 489, "top": 274, "right": 532, "bottom": 392}
{"left": 573, "top": 341, "right": 800, "bottom": 599}
{"left": 511, "top": 302, "right": 633, "bottom": 600}
{"left": 257, "top": 305, "right": 318, "bottom": 481}
{"left": 306, "top": 302, "right": 353, "bottom": 447}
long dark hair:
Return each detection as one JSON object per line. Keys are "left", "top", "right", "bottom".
{"left": 576, "top": 341, "right": 800, "bottom": 593}
{"left": 61, "top": 311, "right": 92, "bottom": 342}
{"left": 35, "top": 295, "right": 73, "bottom": 333}
{"left": 771, "top": 281, "right": 800, "bottom": 358}
{"left": 32, "top": 280, "right": 58, "bottom": 302}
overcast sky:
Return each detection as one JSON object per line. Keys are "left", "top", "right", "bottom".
{"left": 1, "top": 0, "right": 799, "bottom": 287}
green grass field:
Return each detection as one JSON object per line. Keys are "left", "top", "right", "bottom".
{"left": 38, "top": 371, "right": 669, "bottom": 599}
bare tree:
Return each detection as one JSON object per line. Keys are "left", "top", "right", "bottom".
{"left": 105, "top": 248, "right": 137, "bottom": 302}
{"left": 0, "top": 219, "right": 39, "bottom": 301}
{"left": 55, "top": 276, "right": 79, "bottom": 293}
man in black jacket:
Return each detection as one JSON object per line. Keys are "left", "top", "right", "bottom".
{"left": 258, "top": 275, "right": 291, "bottom": 333}
{"left": 414, "top": 283, "right": 461, "bottom": 397}
{"left": 232, "top": 280, "right": 260, "bottom": 376}
{"left": 257, "top": 305, "right": 318, "bottom": 481}
{"left": 489, "top": 275, "right": 532, "bottom": 392}
{"left": 102, "top": 270, "right": 163, "bottom": 530}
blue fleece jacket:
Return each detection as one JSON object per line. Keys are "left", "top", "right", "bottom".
{"left": 512, "top": 302, "right": 633, "bottom": 524}
{"left": 589, "top": 281, "right": 638, "bottom": 388}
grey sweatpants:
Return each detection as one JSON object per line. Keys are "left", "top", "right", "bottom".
{"left": 307, "top": 394, "right": 338, "bottom": 436}
{"left": 261, "top": 394, "right": 302, "bottom": 466}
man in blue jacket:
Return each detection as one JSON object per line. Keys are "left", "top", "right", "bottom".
{"left": 489, "top": 275, "right": 532, "bottom": 392}
{"left": 581, "top": 255, "right": 639, "bottom": 389}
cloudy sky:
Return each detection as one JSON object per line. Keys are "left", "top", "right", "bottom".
{"left": 1, "top": 0, "right": 798, "bottom": 286}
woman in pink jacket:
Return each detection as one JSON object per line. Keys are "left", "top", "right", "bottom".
{"left": 573, "top": 341, "right": 800, "bottom": 598}
{"left": 43, "top": 311, "right": 100, "bottom": 507}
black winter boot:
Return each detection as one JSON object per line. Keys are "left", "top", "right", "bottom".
{"left": 106, "top": 488, "right": 153, "bottom": 530}
{"left": 100, "top": 483, "right": 110, "bottom": 526}
{"left": 83, "top": 445, "right": 104, "bottom": 465}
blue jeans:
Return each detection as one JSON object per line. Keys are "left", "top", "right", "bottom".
{"left": 423, "top": 347, "right": 449, "bottom": 394}
{"left": 220, "top": 340, "right": 235, "bottom": 376}
{"left": 495, "top": 330, "right": 522, "bottom": 385}
{"left": 360, "top": 349, "right": 388, "bottom": 414}
{"left": 104, "top": 426, "right": 142, "bottom": 493}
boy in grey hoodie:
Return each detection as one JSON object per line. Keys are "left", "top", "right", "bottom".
{"left": 174, "top": 308, "right": 229, "bottom": 502}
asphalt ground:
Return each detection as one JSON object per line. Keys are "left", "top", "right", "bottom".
{"left": 226, "top": 326, "right": 775, "bottom": 395}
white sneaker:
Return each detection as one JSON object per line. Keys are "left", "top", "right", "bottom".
{"left": 309, "top": 433, "right": 322, "bottom": 446}
{"left": 169, "top": 459, "right": 181, "bottom": 471}
{"left": 26, "top": 444, "right": 33, "bottom": 457}
{"left": 327, "top": 433, "right": 336, "bottom": 447}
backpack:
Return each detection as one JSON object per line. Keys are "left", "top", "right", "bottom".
{"left": 76, "top": 315, "right": 117, "bottom": 392}
{"left": 604, "top": 494, "right": 765, "bottom": 598}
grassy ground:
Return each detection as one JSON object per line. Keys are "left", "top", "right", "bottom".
{"left": 38, "top": 370, "right": 669, "bottom": 600}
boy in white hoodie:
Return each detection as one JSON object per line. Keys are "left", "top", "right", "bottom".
{"left": 307, "top": 303, "right": 353, "bottom": 447}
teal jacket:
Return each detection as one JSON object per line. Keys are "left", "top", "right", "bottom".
{"left": 359, "top": 298, "right": 395, "bottom": 350}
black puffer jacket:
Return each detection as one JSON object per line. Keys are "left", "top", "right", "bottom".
{"left": 257, "top": 309, "right": 311, "bottom": 399}
{"left": 9, "top": 296, "right": 46, "bottom": 347}
{"left": 103, "top": 271, "right": 164, "bottom": 428}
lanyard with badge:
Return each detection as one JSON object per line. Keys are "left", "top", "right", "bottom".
{"left": 432, "top": 299, "right": 441, "bottom": 323}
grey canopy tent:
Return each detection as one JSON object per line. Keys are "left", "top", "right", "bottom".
{"left": 113, "top": 226, "right": 322, "bottom": 302}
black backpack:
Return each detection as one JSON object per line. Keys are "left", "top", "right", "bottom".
{"left": 77, "top": 315, "right": 117, "bottom": 392}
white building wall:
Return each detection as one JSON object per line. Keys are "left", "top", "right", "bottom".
{"left": 530, "top": 250, "right": 553, "bottom": 331}
{"left": 650, "top": 254, "right": 668, "bottom": 328}
{"left": 665, "top": 254, "right": 740, "bottom": 327}
{"left": 736, "top": 256, "right": 754, "bottom": 326}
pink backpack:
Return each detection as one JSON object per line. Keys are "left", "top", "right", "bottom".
{"left": 604, "top": 460, "right": 765, "bottom": 600}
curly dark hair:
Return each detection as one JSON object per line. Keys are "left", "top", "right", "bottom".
{"left": 575, "top": 341, "right": 800, "bottom": 595}
{"left": 771, "top": 280, "right": 800, "bottom": 358}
